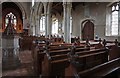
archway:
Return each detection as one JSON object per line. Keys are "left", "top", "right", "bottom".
{"left": 2, "top": 2, "right": 24, "bottom": 33}
{"left": 82, "top": 20, "right": 94, "bottom": 40}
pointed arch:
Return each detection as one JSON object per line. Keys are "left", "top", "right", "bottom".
{"left": 37, "top": 2, "right": 44, "bottom": 16}
{"left": 81, "top": 19, "right": 95, "bottom": 40}
{"left": 14, "top": 2, "right": 27, "bottom": 19}
{"left": 2, "top": 1, "right": 27, "bottom": 19}
{"left": 2, "top": 2, "right": 24, "bottom": 33}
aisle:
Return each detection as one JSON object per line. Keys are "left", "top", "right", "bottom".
{"left": 2, "top": 50, "right": 34, "bottom": 77}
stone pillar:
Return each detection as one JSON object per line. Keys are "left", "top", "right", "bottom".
{"left": 35, "top": 25, "right": 37, "bottom": 36}
{"left": 47, "top": 3, "right": 52, "bottom": 38}
{"left": 32, "top": 14, "right": 36, "bottom": 36}
{"left": 29, "top": 11, "right": 33, "bottom": 35}
{"left": 35, "top": 16, "right": 40, "bottom": 36}
{"left": 63, "top": 2, "right": 72, "bottom": 43}
{"left": 29, "top": 24, "right": 34, "bottom": 36}
{"left": 43, "top": 2, "right": 52, "bottom": 38}
{"left": 29, "top": 15, "right": 34, "bottom": 36}
{"left": 43, "top": 2, "right": 48, "bottom": 38}
{"left": 118, "top": 1, "right": 120, "bottom": 41}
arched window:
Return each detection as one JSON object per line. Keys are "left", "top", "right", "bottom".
{"left": 52, "top": 18, "right": 58, "bottom": 35}
{"left": 32, "top": 0, "right": 35, "bottom": 7}
{"left": 111, "top": 3, "right": 119, "bottom": 35}
{"left": 5, "top": 12, "right": 17, "bottom": 29}
{"left": 70, "top": 16, "right": 72, "bottom": 34}
{"left": 40, "top": 15, "right": 45, "bottom": 35}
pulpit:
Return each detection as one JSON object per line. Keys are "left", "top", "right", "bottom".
{"left": 2, "top": 16, "right": 20, "bottom": 70}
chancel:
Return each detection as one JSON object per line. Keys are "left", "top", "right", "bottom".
{"left": 1, "top": 1, "right": 120, "bottom": 78}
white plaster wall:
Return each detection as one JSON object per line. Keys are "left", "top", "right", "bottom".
{"left": 90, "top": 3, "right": 107, "bottom": 39}
{"left": 72, "top": 2, "right": 119, "bottom": 41}
{"left": 72, "top": 4, "right": 84, "bottom": 37}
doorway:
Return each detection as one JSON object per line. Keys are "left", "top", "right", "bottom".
{"left": 82, "top": 20, "right": 94, "bottom": 40}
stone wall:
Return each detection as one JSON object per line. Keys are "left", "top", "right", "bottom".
{"left": 72, "top": 3, "right": 107, "bottom": 40}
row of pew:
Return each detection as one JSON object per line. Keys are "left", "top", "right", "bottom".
{"left": 19, "top": 35, "right": 64, "bottom": 50}
{"left": 65, "top": 39, "right": 120, "bottom": 78}
{"left": 32, "top": 38, "right": 120, "bottom": 78}
{"left": 19, "top": 35, "right": 85, "bottom": 51}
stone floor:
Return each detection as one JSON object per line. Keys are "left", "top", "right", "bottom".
{"left": 2, "top": 50, "right": 35, "bottom": 77}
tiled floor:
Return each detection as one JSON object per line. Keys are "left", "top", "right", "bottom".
{"left": 2, "top": 50, "right": 34, "bottom": 77}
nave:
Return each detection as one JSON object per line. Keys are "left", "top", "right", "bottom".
{"left": 1, "top": 1, "right": 120, "bottom": 78}
{"left": 3, "top": 35, "right": 120, "bottom": 78}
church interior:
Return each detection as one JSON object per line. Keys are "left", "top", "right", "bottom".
{"left": 1, "top": 1, "right": 120, "bottom": 78}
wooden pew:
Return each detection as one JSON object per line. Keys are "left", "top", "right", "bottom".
{"left": 20, "top": 35, "right": 65, "bottom": 51}
{"left": 19, "top": 35, "right": 46, "bottom": 50}
{"left": 108, "top": 45, "right": 120, "bottom": 61}
{"left": 77, "top": 57, "right": 120, "bottom": 78}
{"left": 32, "top": 39, "right": 103, "bottom": 76}
{"left": 79, "top": 38, "right": 104, "bottom": 49}
{"left": 19, "top": 36, "right": 33, "bottom": 50}
{"left": 32, "top": 43, "right": 72, "bottom": 75}
{"left": 41, "top": 48, "right": 69, "bottom": 77}
{"left": 65, "top": 39, "right": 120, "bottom": 78}
{"left": 32, "top": 46, "right": 42, "bottom": 75}
{"left": 103, "top": 39, "right": 120, "bottom": 61}
{"left": 41, "top": 45, "right": 90, "bottom": 77}
{"left": 65, "top": 47, "right": 109, "bottom": 77}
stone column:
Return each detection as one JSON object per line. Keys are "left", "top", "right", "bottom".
{"left": 118, "top": 1, "right": 120, "bottom": 41}
{"left": 63, "top": 2, "right": 72, "bottom": 43}
{"left": 35, "top": 16, "right": 40, "bottom": 36}
{"left": 29, "top": 10, "right": 33, "bottom": 35}
{"left": 43, "top": 2, "right": 52, "bottom": 38}
{"left": 47, "top": 2, "right": 52, "bottom": 38}
{"left": 29, "top": 21, "right": 34, "bottom": 36}
{"left": 29, "top": 20, "right": 32, "bottom": 35}
{"left": 35, "top": 24, "right": 37, "bottom": 36}
{"left": 43, "top": 2, "right": 48, "bottom": 38}
{"left": 33, "top": 15, "right": 36, "bottom": 36}
{"left": 30, "top": 17, "right": 35, "bottom": 36}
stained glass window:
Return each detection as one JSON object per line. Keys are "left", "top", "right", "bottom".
{"left": 5, "top": 12, "right": 17, "bottom": 29}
